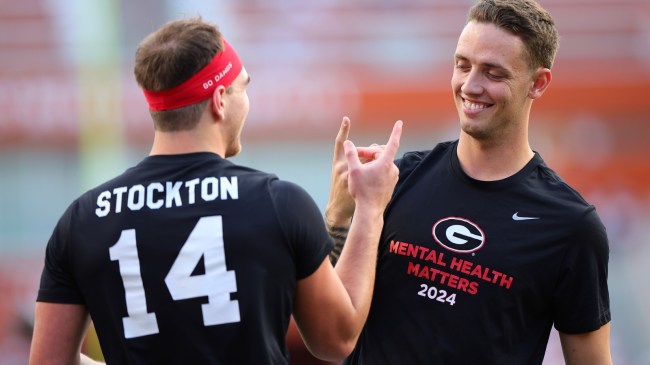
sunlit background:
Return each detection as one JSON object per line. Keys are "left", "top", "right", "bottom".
{"left": 1, "top": 0, "right": 649, "bottom": 364}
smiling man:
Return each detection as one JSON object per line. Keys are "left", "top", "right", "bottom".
{"left": 325, "top": 0, "right": 613, "bottom": 364}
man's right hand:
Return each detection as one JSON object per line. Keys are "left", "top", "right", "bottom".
{"left": 325, "top": 117, "right": 401, "bottom": 226}
{"left": 343, "top": 120, "right": 402, "bottom": 213}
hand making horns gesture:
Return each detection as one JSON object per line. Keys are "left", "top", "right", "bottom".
{"left": 327, "top": 117, "right": 402, "bottom": 225}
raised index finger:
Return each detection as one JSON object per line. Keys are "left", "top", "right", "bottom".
{"left": 333, "top": 116, "right": 351, "bottom": 161}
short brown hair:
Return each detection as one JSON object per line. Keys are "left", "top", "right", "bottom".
{"left": 467, "top": 0, "right": 559, "bottom": 69}
{"left": 134, "top": 18, "right": 224, "bottom": 131}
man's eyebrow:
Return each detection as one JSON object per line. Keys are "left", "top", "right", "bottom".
{"left": 454, "top": 54, "right": 508, "bottom": 71}
{"left": 483, "top": 62, "right": 508, "bottom": 70}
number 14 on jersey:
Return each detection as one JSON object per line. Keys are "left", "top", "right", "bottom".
{"left": 109, "top": 215, "right": 240, "bottom": 339}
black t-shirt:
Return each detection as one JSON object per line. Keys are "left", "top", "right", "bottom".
{"left": 38, "top": 153, "right": 333, "bottom": 365}
{"left": 346, "top": 141, "right": 610, "bottom": 365}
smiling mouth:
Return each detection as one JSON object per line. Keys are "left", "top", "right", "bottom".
{"left": 462, "top": 98, "right": 491, "bottom": 111}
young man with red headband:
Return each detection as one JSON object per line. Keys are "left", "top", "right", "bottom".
{"left": 29, "top": 18, "right": 402, "bottom": 365}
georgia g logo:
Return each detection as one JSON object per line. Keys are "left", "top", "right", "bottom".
{"left": 432, "top": 217, "right": 485, "bottom": 253}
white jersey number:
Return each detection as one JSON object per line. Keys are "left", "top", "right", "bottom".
{"left": 109, "top": 215, "right": 240, "bottom": 339}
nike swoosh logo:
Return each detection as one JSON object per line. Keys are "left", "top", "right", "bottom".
{"left": 512, "top": 212, "right": 540, "bottom": 221}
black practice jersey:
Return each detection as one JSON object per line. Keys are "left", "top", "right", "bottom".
{"left": 346, "top": 141, "right": 610, "bottom": 365}
{"left": 38, "top": 153, "right": 333, "bottom": 365}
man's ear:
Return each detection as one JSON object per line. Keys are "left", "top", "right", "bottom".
{"left": 529, "top": 67, "right": 552, "bottom": 100}
{"left": 210, "top": 85, "right": 227, "bottom": 120}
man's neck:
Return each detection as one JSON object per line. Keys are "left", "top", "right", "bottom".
{"left": 456, "top": 133, "right": 534, "bottom": 181}
{"left": 149, "top": 129, "right": 224, "bottom": 157}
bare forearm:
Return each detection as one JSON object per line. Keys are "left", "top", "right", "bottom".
{"left": 325, "top": 203, "right": 353, "bottom": 266}
{"left": 333, "top": 206, "right": 383, "bottom": 332}
{"left": 327, "top": 223, "right": 349, "bottom": 266}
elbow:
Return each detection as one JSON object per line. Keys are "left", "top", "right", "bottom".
{"left": 331, "top": 338, "right": 357, "bottom": 360}
{"left": 306, "top": 335, "right": 358, "bottom": 362}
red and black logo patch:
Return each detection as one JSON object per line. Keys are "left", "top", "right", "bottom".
{"left": 432, "top": 217, "right": 485, "bottom": 254}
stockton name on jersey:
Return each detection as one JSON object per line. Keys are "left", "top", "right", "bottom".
{"left": 95, "top": 176, "right": 239, "bottom": 217}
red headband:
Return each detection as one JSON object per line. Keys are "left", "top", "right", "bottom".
{"left": 142, "top": 39, "right": 243, "bottom": 111}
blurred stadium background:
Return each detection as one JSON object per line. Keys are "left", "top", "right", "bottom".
{"left": 1, "top": 0, "right": 649, "bottom": 364}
